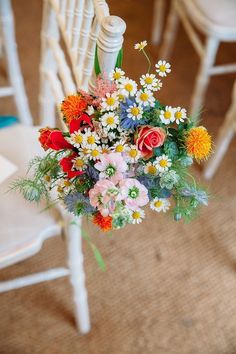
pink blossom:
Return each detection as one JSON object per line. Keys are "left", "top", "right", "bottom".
{"left": 94, "top": 153, "right": 128, "bottom": 184}
{"left": 119, "top": 178, "right": 149, "bottom": 210}
{"left": 89, "top": 179, "right": 122, "bottom": 216}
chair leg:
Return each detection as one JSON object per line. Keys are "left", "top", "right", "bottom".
{"left": 0, "top": 0, "right": 32, "bottom": 125}
{"left": 151, "top": 0, "right": 166, "bottom": 45}
{"left": 65, "top": 215, "right": 90, "bottom": 334}
{"left": 190, "top": 36, "right": 219, "bottom": 117}
{"left": 204, "top": 84, "right": 236, "bottom": 180}
{"left": 159, "top": 0, "right": 179, "bottom": 60}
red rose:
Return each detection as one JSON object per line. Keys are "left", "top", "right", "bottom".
{"left": 60, "top": 153, "right": 85, "bottom": 179}
{"left": 38, "top": 128, "right": 73, "bottom": 151}
{"left": 135, "top": 125, "right": 166, "bottom": 159}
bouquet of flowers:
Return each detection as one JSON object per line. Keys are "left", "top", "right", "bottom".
{"left": 15, "top": 41, "right": 211, "bottom": 233}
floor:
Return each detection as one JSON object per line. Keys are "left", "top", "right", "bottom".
{"left": 1, "top": 1, "right": 236, "bottom": 353}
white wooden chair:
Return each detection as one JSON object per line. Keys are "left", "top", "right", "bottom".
{"left": 151, "top": 0, "right": 166, "bottom": 45}
{"left": 204, "top": 80, "right": 236, "bottom": 180}
{"left": 0, "top": 0, "right": 32, "bottom": 124}
{"left": 0, "top": 0, "right": 126, "bottom": 334}
{"left": 154, "top": 0, "right": 236, "bottom": 116}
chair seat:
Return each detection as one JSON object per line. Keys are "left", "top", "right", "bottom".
{"left": 0, "top": 124, "right": 61, "bottom": 269}
{"left": 182, "top": 0, "right": 236, "bottom": 40}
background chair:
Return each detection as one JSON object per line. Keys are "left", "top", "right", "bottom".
{"left": 0, "top": 0, "right": 126, "bottom": 334}
{"left": 0, "top": 0, "right": 32, "bottom": 124}
{"left": 154, "top": 0, "right": 236, "bottom": 117}
{"left": 204, "top": 80, "right": 236, "bottom": 180}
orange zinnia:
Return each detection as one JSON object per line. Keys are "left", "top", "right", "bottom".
{"left": 93, "top": 212, "right": 112, "bottom": 232}
{"left": 185, "top": 126, "right": 212, "bottom": 161}
{"left": 61, "top": 94, "right": 87, "bottom": 123}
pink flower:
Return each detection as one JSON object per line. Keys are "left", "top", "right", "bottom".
{"left": 119, "top": 178, "right": 149, "bottom": 210}
{"left": 94, "top": 153, "right": 128, "bottom": 184}
{"left": 89, "top": 179, "right": 122, "bottom": 217}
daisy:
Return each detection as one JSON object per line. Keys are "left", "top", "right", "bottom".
{"left": 126, "top": 145, "right": 141, "bottom": 163}
{"left": 112, "top": 140, "right": 128, "bottom": 153}
{"left": 150, "top": 198, "right": 170, "bottom": 212}
{"left": 101, "top": 143, "right": 110, "bottom": 154}
{"left": 72, "top": 156, "right": 87, "bottom": 171}
{"left": 101, "top": 92, "right": 119, "bottom": 112}
{"left": 136, "top": 89, "right": 155, "bottom": 107}
{"left": 109, "top": 68, "right": 125, "bottom": 82}
{"left": 126, "top": 103, "right": 143, "bottom": 120}
{"left": 154, "top": 154, "right": 172, "bottom": 173}
{"left": 57, "top": 178, "right": 72, "bottom": 194}
{"left": 88, "top": 146, "right": 102, "bottom": 161}
{"left": 174, "top": 107, "right": 187, "bottom": 124}
{"left": 82, "top": 128, "right": 100, "bottom": 149}
{"left": 140, "top": 74, "right": 162, "bottom": 91}
{"left": 159, "top": 106, "right": 175, "bottom": 124}
{"left": 144, "top": 162, "right": 158, "bottom": 176}
{"left": 78, "top": 146, "right": 91, "bottom": 160}
{"left": 118, "top": 77, "right": 137, "bottom": 97}
{"left": 68, "top": 130, "right": 84, "bottom": 148}
{"left": 101, "top": 112, "right": 119, "bottom": 130}
{"left": 131, "top": 208, "right": 145, "bottom": 224}
{"left": 155, "top": 60, "right": 171, "bottom": 77}
{"left": 134, "top": 40, "right": 147, "bottom": 51}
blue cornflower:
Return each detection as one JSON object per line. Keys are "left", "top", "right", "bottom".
{"left": 120, "top": 97, "right": 147, "bottom": 130}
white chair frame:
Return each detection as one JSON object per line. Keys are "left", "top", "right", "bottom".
{"left": 0, "top": 0, "right": 126, "bottom": 334}
{"left": 0, "top": 0, "right": 32, "bottom": 124}
{"left": 157, "top": 0, "right": 236, "bottom": 116}
{"left": 204, "top": 80, "right": 236, "bottom": 180}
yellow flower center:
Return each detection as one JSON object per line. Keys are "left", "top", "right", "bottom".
{"left": 81, "top": 147, "right": 90, "bottom": 155}
{"left": 102, "top": 147, "right": 109, "bottom": 153}
{"left": 87, "top": 136, "right": 95, "bottom": 144}
{"left": 91, "top": 149, "right": 100, "bottom": 157}
{"left": 148, "top": 165, "right": 157, "bottom": 174}
{"left": 74, "top": 159, "right": 84, "bottom": 168}
{"left": 106, "top": 97, "right": 115, "bottom": 106}
{"left": 159, "top": 159, "right": 168, "bottom": 167}
{"left": 106, "top": 116, "right": 115, "bottom": 125}
{"left": 154, "top": 200, "right": 163, "bottom": 208}
{"left": 132, "top": 211, "right": 141, "bottom": 219}
{"left": 64, "top": 180, "right": 71, "bottom": 187}
{"left": 145, "top": 77, "right": 153, "bottom": 84}
{"left": 118, "top": 94, "right": 125, "bottom": 101}
{"left": 115, "top": 144, "right": 124, "bottom": 152}
{"left": 140, "top": 92, "right": 149, "bottom": 101}
{"left": 131, "top": 107, "right": 140, "bottom": 116}
{"left": 113, "top": 72, "right": 121, "bottom": 80}
{"left": 44, "top": 175, "right": 51, "bottom": 182}
{"left": 159, "top": 65, "right": 166, "bottom": 72}
{"left": 74, "top": 134, "right": 83, "bottom": 144}
{"left": 164, "top": 111, "right": 171, "bottom": 119}
{"left": 129, "top": 149, "right": 138, "bottom": 158}
{"left": 125, "top": 83, "right": 133, "bottom": 92}
{"left": 175, "top": 111, "right": 182, "bottom": 119}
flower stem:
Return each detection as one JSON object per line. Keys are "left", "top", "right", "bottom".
{"left": 142, "top": 49, "right": 151, "bottom": 73}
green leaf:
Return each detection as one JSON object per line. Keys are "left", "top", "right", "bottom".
{"left": 81, "top": 230, "right": 106, "bottom": 271}
{"left": 94, "top": 45, "right": 101, "bottom": 76}
{"left": 115, "top": 48, "right": 123, "bottom": 68}
{"left": 90, "top": 243, "right": 106, "bottom": 272}
{"left": 94, "top": 45, "right": 123, "bottom": 77}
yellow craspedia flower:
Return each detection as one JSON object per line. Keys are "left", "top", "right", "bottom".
{"left": 185, "top": 126, "right": 212, "bottom": 161}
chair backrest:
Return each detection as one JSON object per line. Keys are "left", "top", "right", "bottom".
{"left": 39, "top": 0, "right": 126, "bottom": 127}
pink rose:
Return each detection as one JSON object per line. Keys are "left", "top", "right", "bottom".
{"left": 135, "top": 125, "right": 166, "bottom": 159}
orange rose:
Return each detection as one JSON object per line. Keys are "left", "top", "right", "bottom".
{"left": 135, "top": 125, "right": 166, "bottom": 159}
